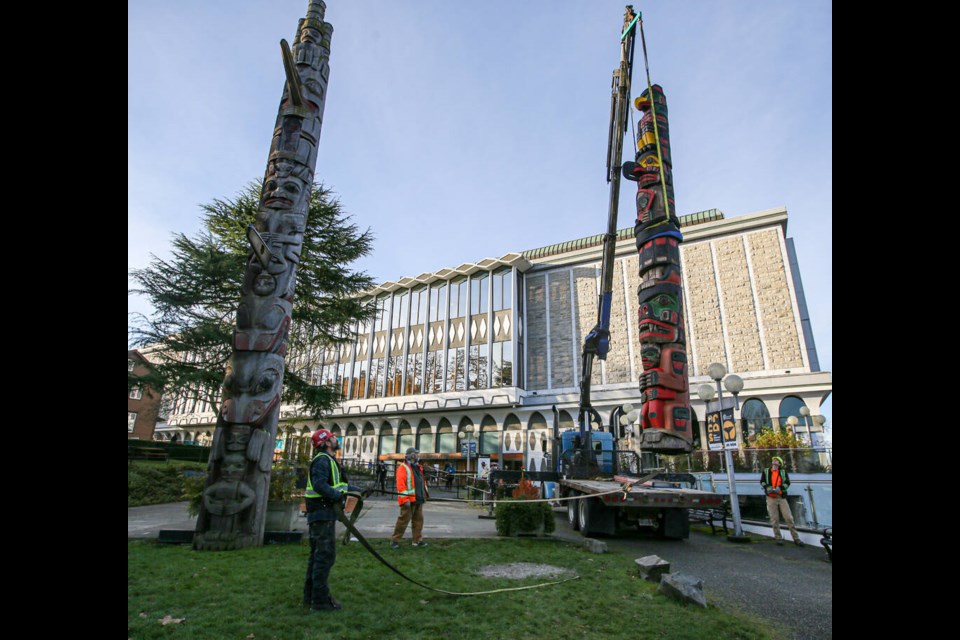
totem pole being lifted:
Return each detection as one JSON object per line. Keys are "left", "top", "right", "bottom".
{"left": 624, "top": 83, "right": 693, "bottom": 455}
{"left": 194, "top": 1, "right": 333, "bottom": 550}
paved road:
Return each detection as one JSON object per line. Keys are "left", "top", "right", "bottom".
{"left": 550, "top": 509, "right": 832, "bottom": 640}
{"left": 129, "top": 493, "right": 831, "bottom": 639}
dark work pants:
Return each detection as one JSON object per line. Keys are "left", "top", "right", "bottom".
{"left": 303, "top": 520, "right": 336, "bottom": 605}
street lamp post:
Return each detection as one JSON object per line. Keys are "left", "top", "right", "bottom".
{"left": 799, "top": 406, "right": 811, "bottom": 445}
{"left": 697, "top": 362, "right": 750, "bottom": 542}
{"left": 458, "top": 430, "right": 476, "bottom": 478}
{"left": 799, "top": 407, "right": 830, "bottom": 468}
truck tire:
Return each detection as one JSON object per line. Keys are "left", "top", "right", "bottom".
{"left": 578, "top": 497, "right": 595, "bottom": 535}
{"left": 658, "top": 508, "right": 691, "bottom": 540}
{"left": 567, "top": 493, "right": 580, "bottom": 530}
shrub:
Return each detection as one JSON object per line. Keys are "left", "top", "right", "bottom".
{"left": 753, "top": 428, "right": 809, "bottom": 449}
{"left": 494, "top": 500, "right": 555, "bottom": 536}
{"left": 128, "top": 461, "right": 206, "bottom": 508}
{"left": 494, "top": 478, "right": 555, "bottom": 536}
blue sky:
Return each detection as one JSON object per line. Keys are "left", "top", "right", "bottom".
{"left": 128, "top": 1, "right": 832, "bottom": 429}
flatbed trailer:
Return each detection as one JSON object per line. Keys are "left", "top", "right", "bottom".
{"left": 558, "top": 477, "right": 725, "bottom": 539}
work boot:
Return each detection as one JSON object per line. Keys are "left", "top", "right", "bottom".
{"left": 794, "top": 539, "right": 805, "bottom": 547}
{"left": 775, "top": 540, "right": 784, "bottom": 546}
{"left": 310, "top": 596, "right": 342, "bottom": 612}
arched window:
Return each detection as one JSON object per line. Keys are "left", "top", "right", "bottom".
{"left": 416, "top": 419, "right": 434, "bottom": 453}
{"left": 479, "top": 415, "right": 498, "bottom": 454}
{"left": 778, "top": 395, "right": 808, "bottom": 443}
{"left": 398, "top": 420, "right": 414, "bottom": 453}
{"left": 378, "top": 424, "right": 395, "bottom": 457}
{"left": 741, "top": 398, "right": 772, "bottom": 447}
{"left": 436, "top": 419, "right": 455, "bottom": 454}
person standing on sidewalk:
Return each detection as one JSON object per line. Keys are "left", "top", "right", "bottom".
{"left": 391, "top": 447, "right": 430, "bottom": 548}
{"left": 303, "top": 429, "right": 363, "bottom": 612}
{"left": 375, "top": 459, "right": 387, "bottom": 495}
{"left": 760, "top": 455, "right": 803, "bottom": 547}
{"left": 444, "top": 462, "right": 455, "bottom": 489}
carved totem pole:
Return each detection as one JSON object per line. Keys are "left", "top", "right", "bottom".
{"left": 194, "top": 1, "right": 333, "bottom": 550}
{"left": 623, "top": 85, "right": 693, "bottom": 455}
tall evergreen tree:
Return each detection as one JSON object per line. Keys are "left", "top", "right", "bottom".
{"left": 129, "top": 182, "right": 375, "bottom": 418}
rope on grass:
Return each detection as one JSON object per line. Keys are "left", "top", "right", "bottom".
{"left": 334, "top": 494, "right": 579, "bottom": 596}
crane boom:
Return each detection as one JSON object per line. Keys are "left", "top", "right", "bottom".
{"left": 573, "top": 6, "right": 638, "bottom": 477}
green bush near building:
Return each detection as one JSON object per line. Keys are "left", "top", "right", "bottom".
{"left": 127, "top": 461, "right": 207, "bottom": 508}
{"left": 495, "top": 500, "right": 556, "bottom": 536}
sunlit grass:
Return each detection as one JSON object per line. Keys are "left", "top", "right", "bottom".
{"left": 128, "top": 538, "right": 775, "bottom": 639}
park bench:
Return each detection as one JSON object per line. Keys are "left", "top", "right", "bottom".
{"left": 820, "top": 527, "right": 832, "bottom": 562}
{"left": 688, "top": 502, "right": 730, "bottom": 536}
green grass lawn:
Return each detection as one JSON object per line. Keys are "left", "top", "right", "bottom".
{"left": 128, "top": 538, "right": 776, "bottom": 640}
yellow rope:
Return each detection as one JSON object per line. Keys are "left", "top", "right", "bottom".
{"left": 637, "top": 15, "right": 670, "bottom": 220}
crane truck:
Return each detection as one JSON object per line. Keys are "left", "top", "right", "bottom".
{"left": 551, "top": 6, "right": 719, "bottom": 539}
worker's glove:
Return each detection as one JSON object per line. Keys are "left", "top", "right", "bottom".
{"left": 339, "top": 493, "right": 348, "bottom": 508}
{"left": 772, "top": 487, "right": 781, "bottom": 495}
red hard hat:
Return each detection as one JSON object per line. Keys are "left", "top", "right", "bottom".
{"left": 311, "top": 428, "right": 334, "bottom": 448}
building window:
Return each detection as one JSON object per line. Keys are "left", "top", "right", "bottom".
{"left": 492, "top": 340, "right": 513, "bottom": 387}
{"left": 741, "top": 398, "right": 772, "bottom": 447}
{"left": 128, "top": 412, "right": 137, "bottom": 433}
{"left": 128, "top": 359, "right": 136, "bottom": 372}
{"left": 778, "top": 395, "right": 808, "bottom": 443}
{"left": 129, "top": 386, "right": 143, "bottom": 400}
{"left": 469, "top": 343, "right": 489, "bottom": 389}
{"left": 493, "top": 267, "right": 512, "bottom": 311}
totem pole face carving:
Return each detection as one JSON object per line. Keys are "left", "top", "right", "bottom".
{"left": 220, "top": 352, "right": 285, "bottom": 427}
{"left": 234, "top": 299, "right": 291, "bottom": 353}
{"left": 261, "top": 159, "right": 311, "bottom": 213}
{"left": 224, "top": 425, "right": 252, "bottom": 452}
{"left": 637, "top": 285, "right": 682, "bottom": 343}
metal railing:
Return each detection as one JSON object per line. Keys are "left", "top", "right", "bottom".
{"left": 634, "top": 447, "right": 832, "bottom": 475}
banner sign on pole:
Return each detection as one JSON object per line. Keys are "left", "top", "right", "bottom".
{"left": 706, "top": 411, "right": 724, "bottom": 451}
{"left": 721, "top": 407, "right": 738, "bottom": 450}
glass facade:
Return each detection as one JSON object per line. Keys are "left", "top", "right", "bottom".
{"left": 352, "top": 319, "right": 369, "bottom": 399}
{"left": 369, "top": 296, "right": 389, "bottom": 398}
{"left": 295, "top": 269, "right": 520, "bottom": 407}
{"left": 447, "top": 278, "right": 468, "bottom": 392}
{"left": 406, "top": 287, "right": 428, "bottom": 395}
{"left": 425, "top": 282, "right": 446, "bottom": 394}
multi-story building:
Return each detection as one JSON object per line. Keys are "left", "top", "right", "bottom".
{"left": 127, "top": 349, "right": 164, "bottom": 440}
{"left": 165, "top": 206, "right": 831, "bottom": 468}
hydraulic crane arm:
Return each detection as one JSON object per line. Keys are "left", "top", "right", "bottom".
{"left": 575, "top": 6, "right": 639, "bottom": 474}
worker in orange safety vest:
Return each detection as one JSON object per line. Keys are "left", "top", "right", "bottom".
{"left": 390, "top": 447, "right": 430, "bottom": 548}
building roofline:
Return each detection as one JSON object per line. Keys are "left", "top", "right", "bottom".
{"left": 521, "top": 208, "right": 725, "bottom": 260}
{"left": 360, "top": 206, "right": 789, "bottom": 293}
{"left": 360, "top": 253, "right": 533, "bottom": 297}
